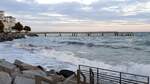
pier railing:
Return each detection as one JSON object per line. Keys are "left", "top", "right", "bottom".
{"left": 18, "top": 32, "right": 134, "bottom": 37}
{"left": 77, "top": 65, "right": 149, "bottom": 84}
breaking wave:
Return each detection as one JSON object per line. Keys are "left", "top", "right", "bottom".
{"left": 59, "top": 41, "right": 143, "bottom": 50}
{"left": 0, "top": 33, "right": 150, "bottom": 76}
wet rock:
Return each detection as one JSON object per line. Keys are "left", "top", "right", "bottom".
{"left": 57, "top": 70, "right": 75, "bottom": 78}
{"left": 0, "top": 59, "right": 16, "bottom": 74}
{"left": 0, "top": 71, "right": 12, "bottom": 84}
{"left": 46, "top": 69, "right": 56, "bottom": 76}
{"left": 36, "top": 65, "right": 46, "bottom": 71}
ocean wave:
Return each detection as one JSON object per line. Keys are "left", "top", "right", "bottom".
{"left": 135, "top": 40, "right": 150, "bottom": 46}
{"left": 12, "top": 43, "right": 53, "bottom": 52}
{"left": 0, "top": 38, "right": 150, "bottom": 76}
{"left": 60, "top": 41, "right": 85, "bottom": 45}
{"left": 59, "top": 41, "right": 131, "bottom": 49}
{"left": 35, "top": 49, "right": 150, "bottom": 76}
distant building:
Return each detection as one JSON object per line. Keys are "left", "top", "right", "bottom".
{"left": 0, "top": 11, "right": 4, "bottom": 20}
{"left": 0, "top": 11, "right": 16, "bottom": 32}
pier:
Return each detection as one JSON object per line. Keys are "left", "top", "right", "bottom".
{"left": 22, "top": 32, "right": 134, "bottom": 37}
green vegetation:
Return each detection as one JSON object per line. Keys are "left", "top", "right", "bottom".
{"left": 24, "top": 26, "right": 31, "bottom": 33}
{"left": 0, "top": 20, "right": 4, "bottom": 33}
{"left": 12, "top": 22, "right": 23, "bottom": 32}
{"left": 12, "top": 22, "right": 31, "bottom": 33}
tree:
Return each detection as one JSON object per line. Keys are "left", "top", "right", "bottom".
{"left": 0, "top": 20, "right": 4, "bottom": 33}
{"left": 24, "top": 26, "right": 31, "bottom": 33}
{"left": 12, "top": 22, "right": 23, "bottom": 32}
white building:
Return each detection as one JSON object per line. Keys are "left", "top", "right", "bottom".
{"left": 0, "top": 11, "right": 16, "bottom": 32}
{"left": 0, "top": 11, "right": 4, "bottom": 20}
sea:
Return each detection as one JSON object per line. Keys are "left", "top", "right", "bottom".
{"left": 0, "top": 32, "right": 150, "bottom": 76}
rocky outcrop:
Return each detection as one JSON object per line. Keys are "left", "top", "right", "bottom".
{"left": 0, "top": 33, "right": 25, "bottom": 42}
{"left": 0, "top": 32, "right": 39, "bottom": 42}
{"left": 0, "top": 59, "right": 76, "bottom": 84}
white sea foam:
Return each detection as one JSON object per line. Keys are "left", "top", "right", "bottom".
{"left": 0, "top": 35, "right": 150, "bottom": 77}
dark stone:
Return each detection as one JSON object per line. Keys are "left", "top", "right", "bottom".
{"left": 57, "top": 70, "right": 75, "bottom": 78}
{"left": 0, "top": 33, "right": 25, "bottom": 42}
{"left": 46, "top": 69, "right": 56, "bottom": 76}
{"left": 36, "top": 65, "right": 45, "bottom": 71}
{"left": 27, "top": 34, "right": 38, "bottom": 37}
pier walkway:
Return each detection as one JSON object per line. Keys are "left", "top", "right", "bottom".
{"left": 21, "top": 32, "right": 134, "bottom": 37}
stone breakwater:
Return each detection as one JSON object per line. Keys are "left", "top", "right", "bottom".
{"left": 0, "top": 33, "right": 38, "bottom": 42}
{"left": 0, "top": 59, "right": 76, "bottom": 84}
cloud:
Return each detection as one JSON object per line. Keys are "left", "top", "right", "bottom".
{"left": 121, "top": 1, "right": 150, "bottom": 16}
{"left": 1, "top": 0, "right": 150, "bottom": 31}
{"left": 16, "top": 0, "right": 98, "bottom": 5}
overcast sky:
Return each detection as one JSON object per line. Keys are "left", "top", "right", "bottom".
{"left": 1, "top": 0, "right": 150, "bottom": 32}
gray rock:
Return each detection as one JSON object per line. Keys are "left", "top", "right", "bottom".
{"left": 14, "top": 76, "right": 35, "bottom": 84}
{"left": 14, "top": 76, "right": 53, "bottom": 84}
{"left": 0, "top": 71, "right": 12, "bottom": 84}
{"left": 0, "top": 59, "right": 16, "bottom": 74}
{"left": 11, "top": 68, "right": 21, "bottom": 80}
{"left": 14, "top": 59, "right": 44, "bottom": 71}
{"left": 47, "top": 74, "right": 65, "bottom": 82}
{"left": 22, "top": 70, "right": 47, "bottom": 79}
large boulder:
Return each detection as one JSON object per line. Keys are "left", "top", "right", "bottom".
{"left": 14, "top": 59, "right": 44, "bottom": 71}
{"left": 0, "top": 71, "right": 12, "bottom": 84}
{"left": 0, "top": 59, "right": 16, "bottom": 74}
{"left": 14, "top": 76, "right": 35, "bottom": 84}
{"left": 22, "top": 70, "right": 47, "bottom": 79}
{"left": 11, "top": 68, "right": 21, "bottom": 80}
{"left": 14, "top": 76, "right": 54, "bottom": 84}
{"left": 57, "top": 70, "right": 75, "bottom": 78}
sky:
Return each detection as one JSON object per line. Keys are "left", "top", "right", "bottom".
{"left": 0, "top": 0, "right": 150, "bottom": 32}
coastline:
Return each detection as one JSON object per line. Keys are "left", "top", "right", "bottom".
{"left": 0, "top": 33, "right": 38, "bottom": 42}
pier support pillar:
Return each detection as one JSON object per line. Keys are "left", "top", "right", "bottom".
{"left": 87, "top": 33, "right": 91, "bottom": 36}
{"left": 59, "top": 33, "right": 61, "bottom": 36}
{"left": 44, "top": 33, "right": 47, "bottom": 37}
{"left": 102, "top": 33, "right": 104, "bottom": 36}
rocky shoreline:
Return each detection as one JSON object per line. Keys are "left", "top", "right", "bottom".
{"left": 0, "top": 33, "right": 38, "bottom": 42}
{"left": 0, "top": 59, "right": 76, "bottom": 84}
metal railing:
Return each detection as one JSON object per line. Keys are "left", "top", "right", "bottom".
{"left": 77, "top": 65, "right": 149, "bottom": 84}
